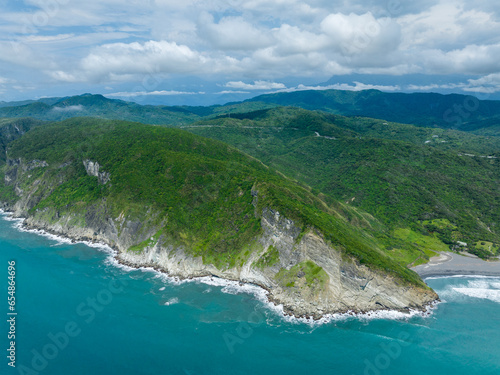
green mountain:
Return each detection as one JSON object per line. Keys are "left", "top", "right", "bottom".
{"left": 0, "top": 93, "right": 277, "bottom": 126}
{"left": 1, "top": 90, "right": 498, "bottom": 259}
{"left": 245, "top": 89, "right": 500, "bottom": 134}
{"left": 186, "top": 107, "right": 500, "bottom": 259}
{"left": 3, "top": 90, "right": 500, "bottom": 136}
{"left": 0, "top": 117, "right": 437, "bottom": 316}
{"left": 0, "top": 118, "right": 45, "bottom": 163}
{"left": 0, "top": 94, "right": 199, "bottom": 125}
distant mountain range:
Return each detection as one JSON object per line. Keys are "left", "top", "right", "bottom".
{"left": 1, "top": 90, "right": 500, "bottom": 135}
{"left": 0, "top": 93, "right": 276, "bottom": 126}
{"left": 245, "top": 89, "right": 500, "bottom": 134}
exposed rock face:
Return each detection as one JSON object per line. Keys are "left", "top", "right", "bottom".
{"left": 2, "top": 157, "right": 438, "bottom": 318}
{"left": 83, "top": 160, "right": 110, "bottom": 184}
{"left": 26, "top": 160, "right": 48, "bottom": 170}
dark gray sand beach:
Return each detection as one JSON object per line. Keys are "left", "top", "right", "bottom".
{"left": 412, "top": 252, "right": 500, "bottom": 278}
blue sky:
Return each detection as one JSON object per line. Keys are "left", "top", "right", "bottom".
{"left": 1, "top": 0, "right": 500, "bottom": 105}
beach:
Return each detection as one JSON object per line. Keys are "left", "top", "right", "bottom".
{"left": 412, "top": 252, "right": 500, "bottom": 278}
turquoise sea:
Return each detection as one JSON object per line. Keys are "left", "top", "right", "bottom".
{"left": 1, "top": 213, "right": 499, "bottom": 375}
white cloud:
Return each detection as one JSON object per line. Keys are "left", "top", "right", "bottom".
{"left": 52, "top": 105, "right": 84, "bottom": 112}
{"left": 0, "top": 41, "right": 55, "bottom": 69}
{"left": 420, "top": 43, "right": 500, "bottom": 75}
{"left": 320, "top": 12, "right": 402, "bottom": 59}
{"left": 216, "top": 90, "right": 250, "bottom": 94}
{"left": 105, "top": 90, "right": 198, "bottom": 97}
{"left": 197, "top": 13, "right": 273, "bottom": 51}
{"left": 272, "top": 24, "right": 328, "bottom": 55}
{"left": 62, "top": 40, "right": 237, "bottom": 82}
{"left": 3, "top": 0, "right": 500, "bottom": 100}
{"left": 279, "top": 82, "right": 401, "bottom": 93}
{"left": 22, "top": 34, "right": 76, "bottom": 43}
{"left": 224, "top": 80, "right": 286, "bottom": 90}
{"left": 407, "top": 74, "right": 500, "bottom": 95}
{"left": 0, "top": 76, "right": 12, "bottom": 85}
{"left": 399, "top": 2, "right": 500, "bottom": 49}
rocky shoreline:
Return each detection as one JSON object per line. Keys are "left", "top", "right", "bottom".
{"left": 0, "top": 153, "right": 441, "bottom": 319}
{"left": 1, "top": 206, "right": 438, "bottom": 320}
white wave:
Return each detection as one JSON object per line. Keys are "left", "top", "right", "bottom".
{"left": 163, "top": 297, "right": 179, "bottom": 306}
{"left": 425, "top": 275, "right": 500, "bottom": 281}
{"left": 0, "top": 210, "right": 440, "bottom": 325}
{"left": 159, "top": 287, "right": 166, "bottom": 291}
{"left": 270, "top": 301, "right": 440, "bottom": 327}
{"left": 104, "top": 256, "right": 135, "bottom": 272}
{"left": 152, "top": 272, "right": 188, "bottom": 285}
{"left": 4, "top": 213, "right": 117, "bottom": 256}
{"left": 453, "top": 287, "right": 500, "bottom": 303}
{"left": 432, "top": 277, "right": 500, "bottom": 304}
{"left": 449, "top": 278, "right": 500, "bottom": 303}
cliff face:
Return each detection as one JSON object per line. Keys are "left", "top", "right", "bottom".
{"left": 2, "top": 157, "right": 437, "bottom": 318}
{"left": 0, "top": 119, "right": 43, "bottom": 163}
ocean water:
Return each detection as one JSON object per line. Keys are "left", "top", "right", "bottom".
{"left": 1, "top": 214, "right": 499, "bottom": 375}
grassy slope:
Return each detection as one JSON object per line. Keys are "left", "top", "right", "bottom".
{"left": 186, "top": 108, "right": 500, "bottom": 258}
{"left": 0, "top": 117, "right": 424, "bottom": 285}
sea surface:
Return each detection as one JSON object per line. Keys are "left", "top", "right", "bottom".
{"left": 1, "top": 213, "right": 499, "bottom": 375}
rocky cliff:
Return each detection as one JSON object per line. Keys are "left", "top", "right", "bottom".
{"left": 2, "top": 156, "right": 437, "bottom": 318}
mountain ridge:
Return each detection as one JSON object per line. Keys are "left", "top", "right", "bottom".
{"left": 0, "top": 117, "right": 437, "bottom": 318}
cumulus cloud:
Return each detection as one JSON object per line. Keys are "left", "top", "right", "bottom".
{"left": 197, "top": 13, "right": 273, "bottom": 51}
{"left": 56, "top": 40, "right": 240, "bottom": 82}
{"left": 320, "top": 12, "right": 402, "bottom": 58}
{"left": 399, "top": 3, "right": 500, "bottom": 49}
{"left": 3, "top": 0, "right": 500, "bottom": 100}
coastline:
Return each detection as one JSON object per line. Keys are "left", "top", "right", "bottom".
{"left": 412, "top": 251, "right": 500, "bottom": 279}
{"left": 0, "top": 208, "right": 439, "bottom": 323}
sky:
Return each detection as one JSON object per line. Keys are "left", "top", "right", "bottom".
{"left": 1, "top": 0, "right": 500, "bottom": 105}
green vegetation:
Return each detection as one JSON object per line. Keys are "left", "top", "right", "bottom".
{"left": 186, "top": 107, "right": 500, "bottom": 260}
{"left": 1, "top": 91, "right": 498, "bottom": 284}
{"left": 421, "top": 219, "right": 460, "bottom": 245}
{"left": 128, "top": 229, "right": 164, "bottom": 253}
{"left": 0, "top": 93, "right": 278, "bottom": 126}
{"left": 276, "top": 260, "right": 329, "bottom": 291}
{"left": 254, "top": 245, "right": 280, "bottom": 269}
{"left": 393, "top": 228, "right": 448, "bottom": 254}
{"left": 246, "top": 89, "right": 500, "bottom": 134}
{"left": 474, "top": 241, "right": 499, "bottom": 256}
{"left": 0, "top": 118, "right": 44, "bottom": 163}
{"left": 1, "top": 117, "right": 427, "bottom": 285}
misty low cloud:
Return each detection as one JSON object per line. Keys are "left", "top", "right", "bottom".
{"left": 52, "top": 105, "right": 85, "bottom": 112}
